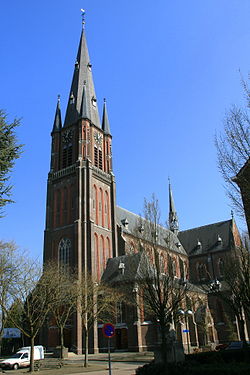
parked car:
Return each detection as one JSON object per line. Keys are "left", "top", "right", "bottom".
{"left": 215, "top": 343, "right": 228, "bottom": 351}
{"left": 225, "top": 341, "right": 250, "bottom": 350}
{"left": 0, "top": 346, "right": 44, "bottom": 370}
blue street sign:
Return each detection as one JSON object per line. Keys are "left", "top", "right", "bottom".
{"left": 183, "top": 329, "right": 190, "bottom": 333}
{"left": 102, "top": 323, "right": 115, "bottom": 338}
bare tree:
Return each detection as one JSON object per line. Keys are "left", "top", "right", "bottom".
{"left": 215, "top": 79, "right": 250, "bottom": 218}
{"left": 129, "top": 195, "right": 188, "bottom": 366}
{"left": 6, "top": 260, "right": 54, "bottom": 372}
{"left": 211, "top": 245, "right": 250, "bottom": 344}
{"left": 78, "top": 273, "right": 122, "bottom": 367}
{"left": 43, "top": 262, "right": 78, "bottom": 359}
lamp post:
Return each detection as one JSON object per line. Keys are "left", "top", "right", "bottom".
{"left": 178, "top": 309, "right": 193, "bottom": 354}
{"left": 210, "top": 279, "right": 221, "bottom": 293}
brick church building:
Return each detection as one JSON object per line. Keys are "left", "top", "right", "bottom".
{"left": 43, "top": 20, "right": 249, "bottom": 354}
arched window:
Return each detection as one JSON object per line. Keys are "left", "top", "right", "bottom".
{"left": 106, "top": 237, "right": 111, "bottom": 258}
{"left": 58, "top": 238, "right": 71, "bottom": 265}
{"left": 99, "top": 188, "right": 104, "bottom": 226}
{"left": 197, "top": 263, "right": 207, "bottom": 281}
{"left": 105, "top": 191, "right": 110, "bottom": 229}
{"left": 94, "top": 146, "right": 98, "bottom": 167}
{"left": 101, "top": 235, "right": 105, "bottom": 269}
{"left": 56, "top": 190, "right": 61, "bottom": 227}
{"left": 63, "top": 187, "right": 68, "bottom": 224}
{"left": 218, "top": 258, "right": 224, "bottom": 278}
{"left": 93, "top": 185, "right": 98, "bottom": 224}
{"left": 94, "top": 233, "right": 100, "bottom": 280}
{"left": 172, "top": 258, "right": 177, "bottom": 277}
{"left": 179, "top": 258, "right": 185, "bottom": 279}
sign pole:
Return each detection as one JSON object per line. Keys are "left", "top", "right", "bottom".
{"left": 108, "top": 337, "right": 111, "bottom": 375}
{"left": 102, "top": 323, "right": 115, "bottom": 375}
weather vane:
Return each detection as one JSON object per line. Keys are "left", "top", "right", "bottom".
{"left": 81, "top": 9, "right": 86, "bottom": 28}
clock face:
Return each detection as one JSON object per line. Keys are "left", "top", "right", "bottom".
{"left": 94, "top": 132, "right": 103, "bottom": 145}
{"left": 62, "top": 129, "right": 73, "bottom": 144}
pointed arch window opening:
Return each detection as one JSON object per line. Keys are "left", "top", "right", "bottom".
{"left": 93, "top": 146, "right": 103, "bottom": 170}
{"left": 218, "top": 258, "right": 224, "bottom": 278}
{"left": 58, "top": 238, "right": 71, "bottom": 266}
{"left": 56, "top": 190, "right": 61, "bottom": 227}
{"left": 62, "top": 144, "right": 73, "bottom": 169}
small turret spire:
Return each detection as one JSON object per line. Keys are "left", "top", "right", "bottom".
{"left": 168, "top": 179, "right": 179, "bottom": 234}
{"left": 52, "top": 95, "right": 62, "bottom": 133}
{"left": 80, "top": 81, "right": 90, "bottom": 120}
{"left": 102, "top": 98, "right": 111, "bottom": 135}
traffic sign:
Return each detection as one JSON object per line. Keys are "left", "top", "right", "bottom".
{"left": 102, "top": 323, "right": 115, "bottom": 338}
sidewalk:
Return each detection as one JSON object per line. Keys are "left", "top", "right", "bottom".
{"left": 0, "top": 352, "right": 152, "bottom": 375}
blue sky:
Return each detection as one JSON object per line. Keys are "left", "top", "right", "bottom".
{"left": 1, "top": 0, "right": 249, "bottom": 259}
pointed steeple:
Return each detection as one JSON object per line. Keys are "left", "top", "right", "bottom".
{"left": 169, "top": 180, "right": 179, "bottom": 234}
{"left": 64, "top": 24, "right": 101, "bottom": 128}
{"left": 52, "top": 95, "right": 62, "bottom": 133}
{"left": 102, "top": 99, "right": 111, "bottom": 135}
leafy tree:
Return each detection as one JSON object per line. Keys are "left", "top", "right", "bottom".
{"left": 0, "top": 241, "right": 22, "bottom": 354}
{"left": 215, "top": 79, "right": 250, "bottom": 218}
{"left": 0, "top": 110, "right": 23, "bottom": 215}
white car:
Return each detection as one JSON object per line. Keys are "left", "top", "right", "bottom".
{"left": 0, "top": 346, "right": 44, "bottom": 370}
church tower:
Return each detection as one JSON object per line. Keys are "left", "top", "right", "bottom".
{"left": 43, "top": 16, "right": 117, "bottom": 352}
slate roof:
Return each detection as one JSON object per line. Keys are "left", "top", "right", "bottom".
{"left": 102, "top": 99, "right": 111, "bottom": 135}
{"left": 116, "top": 206, "right": 187, "bottom": 256}
{"left": 102, "top": 252, "right": 205, "bottom": 294}
{"left": 178, "top": 219, "right": 234, "bottom": 256}
{"left": 52, "top": 96, "right": 62, "bottom": 133}
{"left": 64, "top": 29, "right": 101, "bottom": 128}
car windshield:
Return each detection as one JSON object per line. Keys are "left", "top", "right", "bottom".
{"left": 11, "top": 353, "right": 22, "bottom": 358}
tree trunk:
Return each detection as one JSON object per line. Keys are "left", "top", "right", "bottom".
{"left": 60, "top": 325, "right": 64, "bottom": 359}
{"left": 84, "top": 327, "right": 89, "bottom": 367}
{"left": 160, "top": 323, "right": 168, "bottom": 367}
{"left": 29, "top": 336, "right": 35, "bottom": 373}
{"left": 238, "top": 318, "right": 247, "bottom": 344}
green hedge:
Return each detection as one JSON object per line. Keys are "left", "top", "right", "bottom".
{"left": 136, "top": 362, "right": 250, "bottom": 375}
{"left": 186, "top": 348, "right": 250, "bottom": 364}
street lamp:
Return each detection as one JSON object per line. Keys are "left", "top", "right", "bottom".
{"left": 177, "top": 309, "right": 193, "bottom": 354}
{"left": 210, "top": 279, "right": 221, "bottom": 293}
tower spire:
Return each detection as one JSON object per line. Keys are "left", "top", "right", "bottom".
{"left": 102, "top": 98, "right": 111, "bottom": 135}
{"left": 168, "top": 179, "right": 179, "bottom": 234}
{"left": 64, "top": 17, "right": 101, "bottom": 128}
{"left": 52, "top": 95, "right": 62, "bottom": 133}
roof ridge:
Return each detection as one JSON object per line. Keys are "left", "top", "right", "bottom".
{"left": 179, "top": 219, "right": 232, "bottom": 234}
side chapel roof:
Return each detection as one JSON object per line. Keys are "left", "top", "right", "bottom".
{"left": 178, "top": 219, "right": 236, "bottom": 256}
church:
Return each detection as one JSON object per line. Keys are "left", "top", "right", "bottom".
{"left": 43, "top": 18, "right": 248, "bottom": 354}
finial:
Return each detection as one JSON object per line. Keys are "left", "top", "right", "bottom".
{"left": 168, "top": 176, "right": 171, "bottom": 185}
{"left": 57, "top": 94, "right": 60, "bottom": 103}
{"left": 231, "top": 210, "right": 234, "bottom": 219}
{"left": 81, "top": 9, "right": 86, "bottom": 28}
{"left": 104, "top": 98, "right": 106, "bottom": 103}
